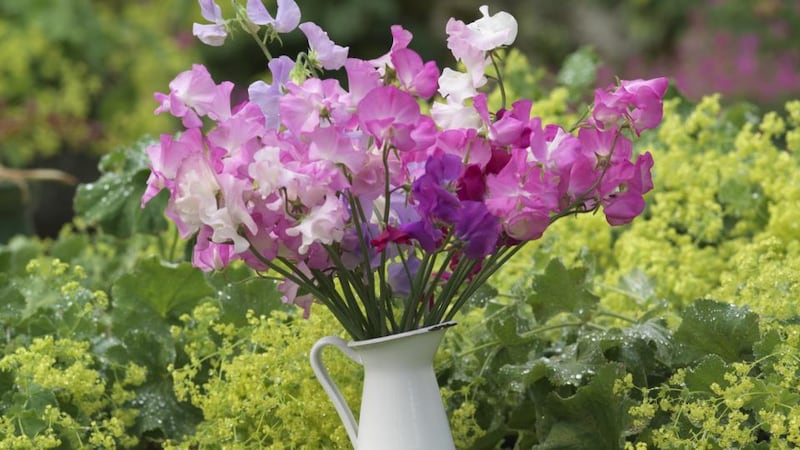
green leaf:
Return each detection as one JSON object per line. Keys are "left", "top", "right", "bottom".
{"left": 485, "top": 301, "right": 530, "bottom": 346}
{"left": 544, "top": 339, "right": 608, "bottom": 387}
{"left": 526, "top": 259, "right": 598, "bottom": 323}
{"left": 112, "top": 257, "right": 214, "bottom": 322}
{"left": 0, "top": 275, "right": 25, "bottom": 324}
{"left": 130, "top": 381, "right": 202, "bottom": 438}
{"left": 74, "top": 138, "right": 168, "bottom": 237}
{"left": 673, "top": 299, "right": 759, "bottom": 364}
{"left": 684, "top": 354, "right": 728, "bottom": 393}
{"left": 557, "top": 47, "right": 599, "bottom": 93}
{"left": 617, "top": 269, "right": 657, "bottom": 304}
{"left": 533, "top": 363, "right": 629, "bottom": 450}
{"left": 205, "top": 264, "right": 286, "bottom": 327}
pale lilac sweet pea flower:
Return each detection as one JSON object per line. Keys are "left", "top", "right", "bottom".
{"left": 299, "top": 22, "right": 349, "bottom": 70}
{"left": 248, "top": 55, "right": 295, "bottom": 130}
{"left": 246, "top": 0, "right": 301, "bottom": 33}
{"left": 193, "top": 0, "right": 227, "bottom": 46}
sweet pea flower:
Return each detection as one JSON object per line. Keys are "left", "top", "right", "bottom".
{"left": 193, "top": 226, "right": 236, "bottom": 271}
{"left": 369, "top": 25, "right": 414, "bottom": 71}
{"left": 592, "top": 77, "right": 669, "bottom": 135}
{"left": 358, "top": 85, "right": 436, "bottom": 152}
{"left": 391, "top": 48, "right": 440, "bottom": 99}
{"left": 299, "top": 22, "right": 349, "bottom": 70}
{"left": 166, "top": 153, "right": 221, "bottom": 239}
{"left": 388, "top": 254, "right": 421, "bottom": 298}
{"left": 154, "top": 64, "right": 233, "bottom": 128}
{"left": 454, "top": 201, "right": 499, "bottom": 259}
{"left": 193, "top": 0, "right": 228, "bottom": 46}
{"left": 246, "top": 0, "right": 301, "bottom": 33}
{"left": 466, "top": 5, "right": 518, "bottom": 51}
{"left": 286, "top": 195, "right": 348, "bottom": 254}
{"left": 249, "top": 56, "right": 295, "bottom": 130}
{"left": 142, "top": 128, "right": 204, "bottom": 206}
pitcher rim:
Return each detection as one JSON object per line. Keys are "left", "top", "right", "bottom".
{"left": 348, "top": 321, "right": 457, "bottom": 348}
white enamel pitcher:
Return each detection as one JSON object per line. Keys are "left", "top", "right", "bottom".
{"left": 310, "top": 321, "right": 457, "bottom": 450}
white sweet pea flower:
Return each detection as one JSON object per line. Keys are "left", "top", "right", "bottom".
{"left": 438, "top": 68, "right": 481, "bottom": 103}
{"left": 466, "top": 5, "right": 518, "bottom": 51}
{"left": 430, "top": 99, "right": 481, "bottom": 130}
{"left": 286, "top": 195, "right": 348, "bottom": 254}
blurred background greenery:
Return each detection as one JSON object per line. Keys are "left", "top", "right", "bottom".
{"left": 2, "top": 0, "right": 799, "bottom": 242}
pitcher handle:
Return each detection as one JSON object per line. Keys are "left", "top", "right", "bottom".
{"left": 310, "top": 335, "right": 361, "bottom": 446}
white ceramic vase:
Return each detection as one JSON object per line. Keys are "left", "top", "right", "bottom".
{"left": 310, "top": 321, "right": 457, "bottom": 450}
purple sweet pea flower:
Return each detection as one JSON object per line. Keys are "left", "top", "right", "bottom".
{"left": 246, "top": 0, "right": 301, "bottom": 33}
{"left": 193, "top": 0, "right": 227, "bottom": 46}
{"left": 454, "top": 201, "right": 499, "bottom": 259}
{"left": 388, "top": 254, "right": 421, "bottom": 298}
{"left": 299, "top": 22, "right": 349, "bottom": 70}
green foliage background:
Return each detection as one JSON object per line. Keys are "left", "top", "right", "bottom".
{"left": 2, "top": 1, "right": 800, "bottom": 448}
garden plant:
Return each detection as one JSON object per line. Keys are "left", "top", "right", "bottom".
{"left": 1, "top": 0, "right": 800, "bottom": 449}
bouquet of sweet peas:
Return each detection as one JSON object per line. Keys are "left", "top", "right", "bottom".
{"left": 142, "top": 0, "right": 667, "bottom": 340}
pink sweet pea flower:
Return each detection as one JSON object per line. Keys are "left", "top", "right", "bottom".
{"left": 369, "top": 25, "right": 414, "bottom": 70}
{"left": 358, "top": 85, "right": 435, "bottom": 152}
{"left": 142, "top": 128, "right": 204, "bottom": 206}
{"left": 592, "top": 77, "right": 669, "bottom": 135}
{"left": 246, "top": 0, "right": 301, "bottom": 33}
{"left": 344, "top": 58, "right": 382, "bottom": 106}
{"left": 299, "top": 22, "right": 349, "bottom": 70}
{"left": 391, "top": 48, "right": 440, "bottom": 99}
{"left": 193, "top": 225, "right": 236, "bottom": 271}
{"left": 154, "top": 64, "right": 233, "bottom": 128}
{"left": 193, "top": 0, "right": 228, "bottom": 46}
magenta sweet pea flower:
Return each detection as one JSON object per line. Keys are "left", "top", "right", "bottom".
{"left": 246, "top": 0, "right": 301, "bottom": 33}
{"left": 592, "top": 77, "right": 669, "bottom": 135}
{"left": 193, "top": 0, "right": 227, "bottom": 46}
{"left": 601, "top": 152, "right": 654, "bottom": 225}
{"left": 299, "top": 22, "right": 349, "bottom": 70}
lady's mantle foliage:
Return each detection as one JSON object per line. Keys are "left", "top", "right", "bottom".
{"left": 142, "top": 0, "right": 667, "bottom": 339}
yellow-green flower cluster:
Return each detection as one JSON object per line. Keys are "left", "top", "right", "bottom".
{"left": 0, "top": 337, "right": 145, "bottom": 449}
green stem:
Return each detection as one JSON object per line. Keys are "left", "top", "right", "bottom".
{"left": 489, "top": 51, "right": 507, "bottom": 110}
